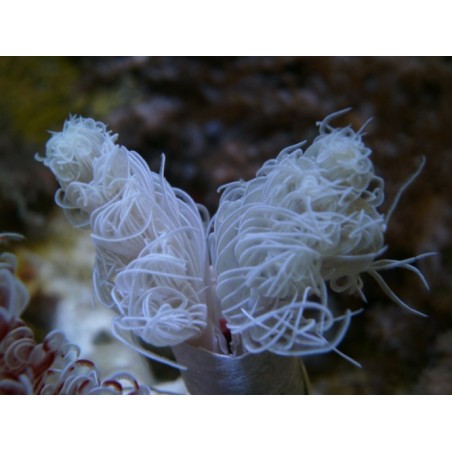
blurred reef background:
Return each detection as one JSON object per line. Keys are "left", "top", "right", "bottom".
{"left": 1, "top": 56, "right": 451, "bottom": 394}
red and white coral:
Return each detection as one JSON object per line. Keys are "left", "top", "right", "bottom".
{"left": 0, "top": 233, "right": 150, "bottom": 395}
